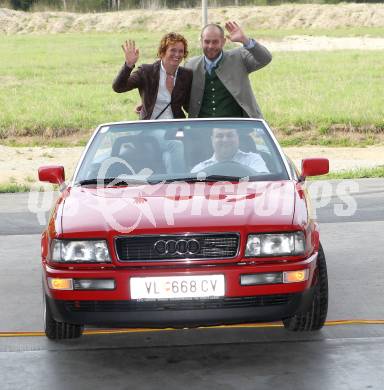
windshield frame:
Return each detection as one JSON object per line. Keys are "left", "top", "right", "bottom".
{"left": 70, "top": 118, "right": 293, "bottom": 187}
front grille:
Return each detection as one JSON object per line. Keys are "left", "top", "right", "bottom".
{"left": 64, "top": 294, "right": 293, "bottom": 312}
{"left": 115, "top": 233, "right": 239, "bottom": 262}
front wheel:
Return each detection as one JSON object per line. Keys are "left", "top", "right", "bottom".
{"left": 43, "top": 294, "right": 83, "bottom": 340}
{"left": 283, "top": 244, "right": 328, "bottom": 331}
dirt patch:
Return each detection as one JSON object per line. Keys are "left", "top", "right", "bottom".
{"left": 1, "top": 3, "right": 384, "bottom": 35}
{"left": 0, "top": 145, "right": 83, "bottom": 185}
{"left": 2, "top": 4, "right": 384, "bottom": 52}
{"left": 2, "top": 144, "right": 384, "bottom": 186}
{"left": 284, "top": 146, "right": 384, "bottom": 173}
{"left": 267, "top": 35, "right": 384, "bottom": 51}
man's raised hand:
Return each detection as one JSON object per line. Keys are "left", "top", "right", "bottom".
{"left": 224, "top": 21, "right": 249, "bottom": 45}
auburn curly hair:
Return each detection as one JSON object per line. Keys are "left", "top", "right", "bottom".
{"left": 157, "top": 32, "right": 189, "bottom": 59}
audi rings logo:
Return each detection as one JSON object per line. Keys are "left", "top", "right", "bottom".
{"left": 154, "top": 239, "right": 201, "bottom": 256}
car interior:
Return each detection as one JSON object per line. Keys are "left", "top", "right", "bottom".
{"left": 111, "top": 134, "right": 166, "bottom": 174}
{"left": 79, "top": 122, "right": 286, "bottom": 183}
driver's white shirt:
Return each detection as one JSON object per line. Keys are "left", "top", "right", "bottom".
{"left": 191, "top": 150, "right": 269, "bottom": 173}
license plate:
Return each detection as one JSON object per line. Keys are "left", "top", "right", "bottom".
{"left": 130, "top": 275, "right": 225, "bottom": 300}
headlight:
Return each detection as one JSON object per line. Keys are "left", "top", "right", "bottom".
{"left": 245, "top": 232, "right": 305, "bottom": 257}
{"left": 51, "top": 240, "right": 111, "bottom": 263}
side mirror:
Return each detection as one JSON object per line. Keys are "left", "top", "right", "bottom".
{"left": 300, "top": 158, "right": 329, "bottom": 180}
{"left": 38, "top": 165, "right": 65, "bottom": 185}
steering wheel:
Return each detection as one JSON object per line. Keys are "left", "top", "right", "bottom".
{"left": 199, "top": 161, "right": 258, "bottom": 177}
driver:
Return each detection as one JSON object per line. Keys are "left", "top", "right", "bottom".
{"left": 191, "top": 127, "right": 269, "bottom": 173}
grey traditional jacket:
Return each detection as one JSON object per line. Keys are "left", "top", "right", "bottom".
{"left": 185, "top": 42, "right": 272, "bottom": 118}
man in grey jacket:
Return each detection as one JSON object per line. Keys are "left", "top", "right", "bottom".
{"left": 185, "top": 21, "right": 272, "bottom": 118}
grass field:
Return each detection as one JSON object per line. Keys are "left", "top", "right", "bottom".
{"left": 1, "top": 30, "right": 383, "bottom": 146}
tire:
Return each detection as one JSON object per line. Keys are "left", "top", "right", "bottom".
{"left": 283, "top": 244, "right": 328, "bottom": 331}
{"left": 43, "top": 294, "right": 84, "bottom": 340}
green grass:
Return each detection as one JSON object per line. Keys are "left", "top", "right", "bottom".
{"left": 311, "top": 166, "right": 384, "bottom": 180}
{"left": 259, "top": 50, "right": 384, "bottom": 130}
{"left": 0, "top": 183, "right": 31, "bottom": 193}
{"left": 251, "top": 27, "right": 384, "bottom": 39}
{"left": 1, "top": 30, "right": 383, "bottom": 144}
{"left": 4, "top": 138, "right": 88, "bottom": 147}
{"left": 279, "top": 133, "right": 381, "bottom": 148}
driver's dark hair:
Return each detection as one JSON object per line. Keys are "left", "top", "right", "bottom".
{"left": 201, "top": 24, "right": 225, "bottom": 39}
{"left": 211, "top": 127, "right": 239, "bottom": 137}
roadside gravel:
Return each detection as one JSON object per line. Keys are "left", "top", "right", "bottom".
{"left": 1, "top": 144, "right": 383, "bottom": 185}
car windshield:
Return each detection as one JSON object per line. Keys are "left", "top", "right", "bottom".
{"left": 74, "top": 119, "right": 289, "bottom": 185}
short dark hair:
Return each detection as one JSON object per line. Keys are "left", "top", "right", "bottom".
{"left": 200, "top": 24, "right": 225, "bottom": 39}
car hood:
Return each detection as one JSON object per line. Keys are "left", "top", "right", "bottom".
{"left": 60, "top": 181, "right": 296, "bottom": 235}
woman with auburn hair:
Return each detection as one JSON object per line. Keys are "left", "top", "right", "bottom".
{"left": 112, "top": 32, "right": 192, "bottom": 173}
{"left": 113, "top": 32, "right": 192, "bottom": 120}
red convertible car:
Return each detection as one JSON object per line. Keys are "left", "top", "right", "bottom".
{"left": 39, "top": 118, "right": 329, "bottom": 340}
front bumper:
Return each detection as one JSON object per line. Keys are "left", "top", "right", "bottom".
{"left": 46, "top": 288, "right": 315, "bottom": 328}
{"left": 43, "top": 252, "right": 318, "bottom": 328}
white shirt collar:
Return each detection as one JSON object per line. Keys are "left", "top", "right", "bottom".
{"left": 160, "top": 60, "right": 179, "bottom": 79}
{"left": 204, "top": 51, "right": 223, "bottom": 70}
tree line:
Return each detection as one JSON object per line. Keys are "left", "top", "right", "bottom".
{"left": 1, "top": 0, "right": 381, "bottom": 12}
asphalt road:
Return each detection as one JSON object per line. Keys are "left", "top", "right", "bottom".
{"left": 1, "top": 178, "right": 384, "bottom": 390}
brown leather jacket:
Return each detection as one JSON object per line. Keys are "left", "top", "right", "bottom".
{"left": 112, "top": 60, "right": 193, "bottom": 120}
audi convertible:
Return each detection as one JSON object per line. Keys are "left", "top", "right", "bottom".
{"left": 39, "top": 118, "right": 329, "bottom": 340}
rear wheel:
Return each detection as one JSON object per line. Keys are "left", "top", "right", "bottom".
{"left": 283, "top": 244, "right": 328, "bottom": 331}
{"left": 43, "top": 294, "right": 83, "bottom": 340}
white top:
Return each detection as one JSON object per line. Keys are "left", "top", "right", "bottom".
{"left": 150, "top": 61, "right": 178, "bottom": 120}
{"left": 191, "top": 150, "right": 269, "bottom": 173}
